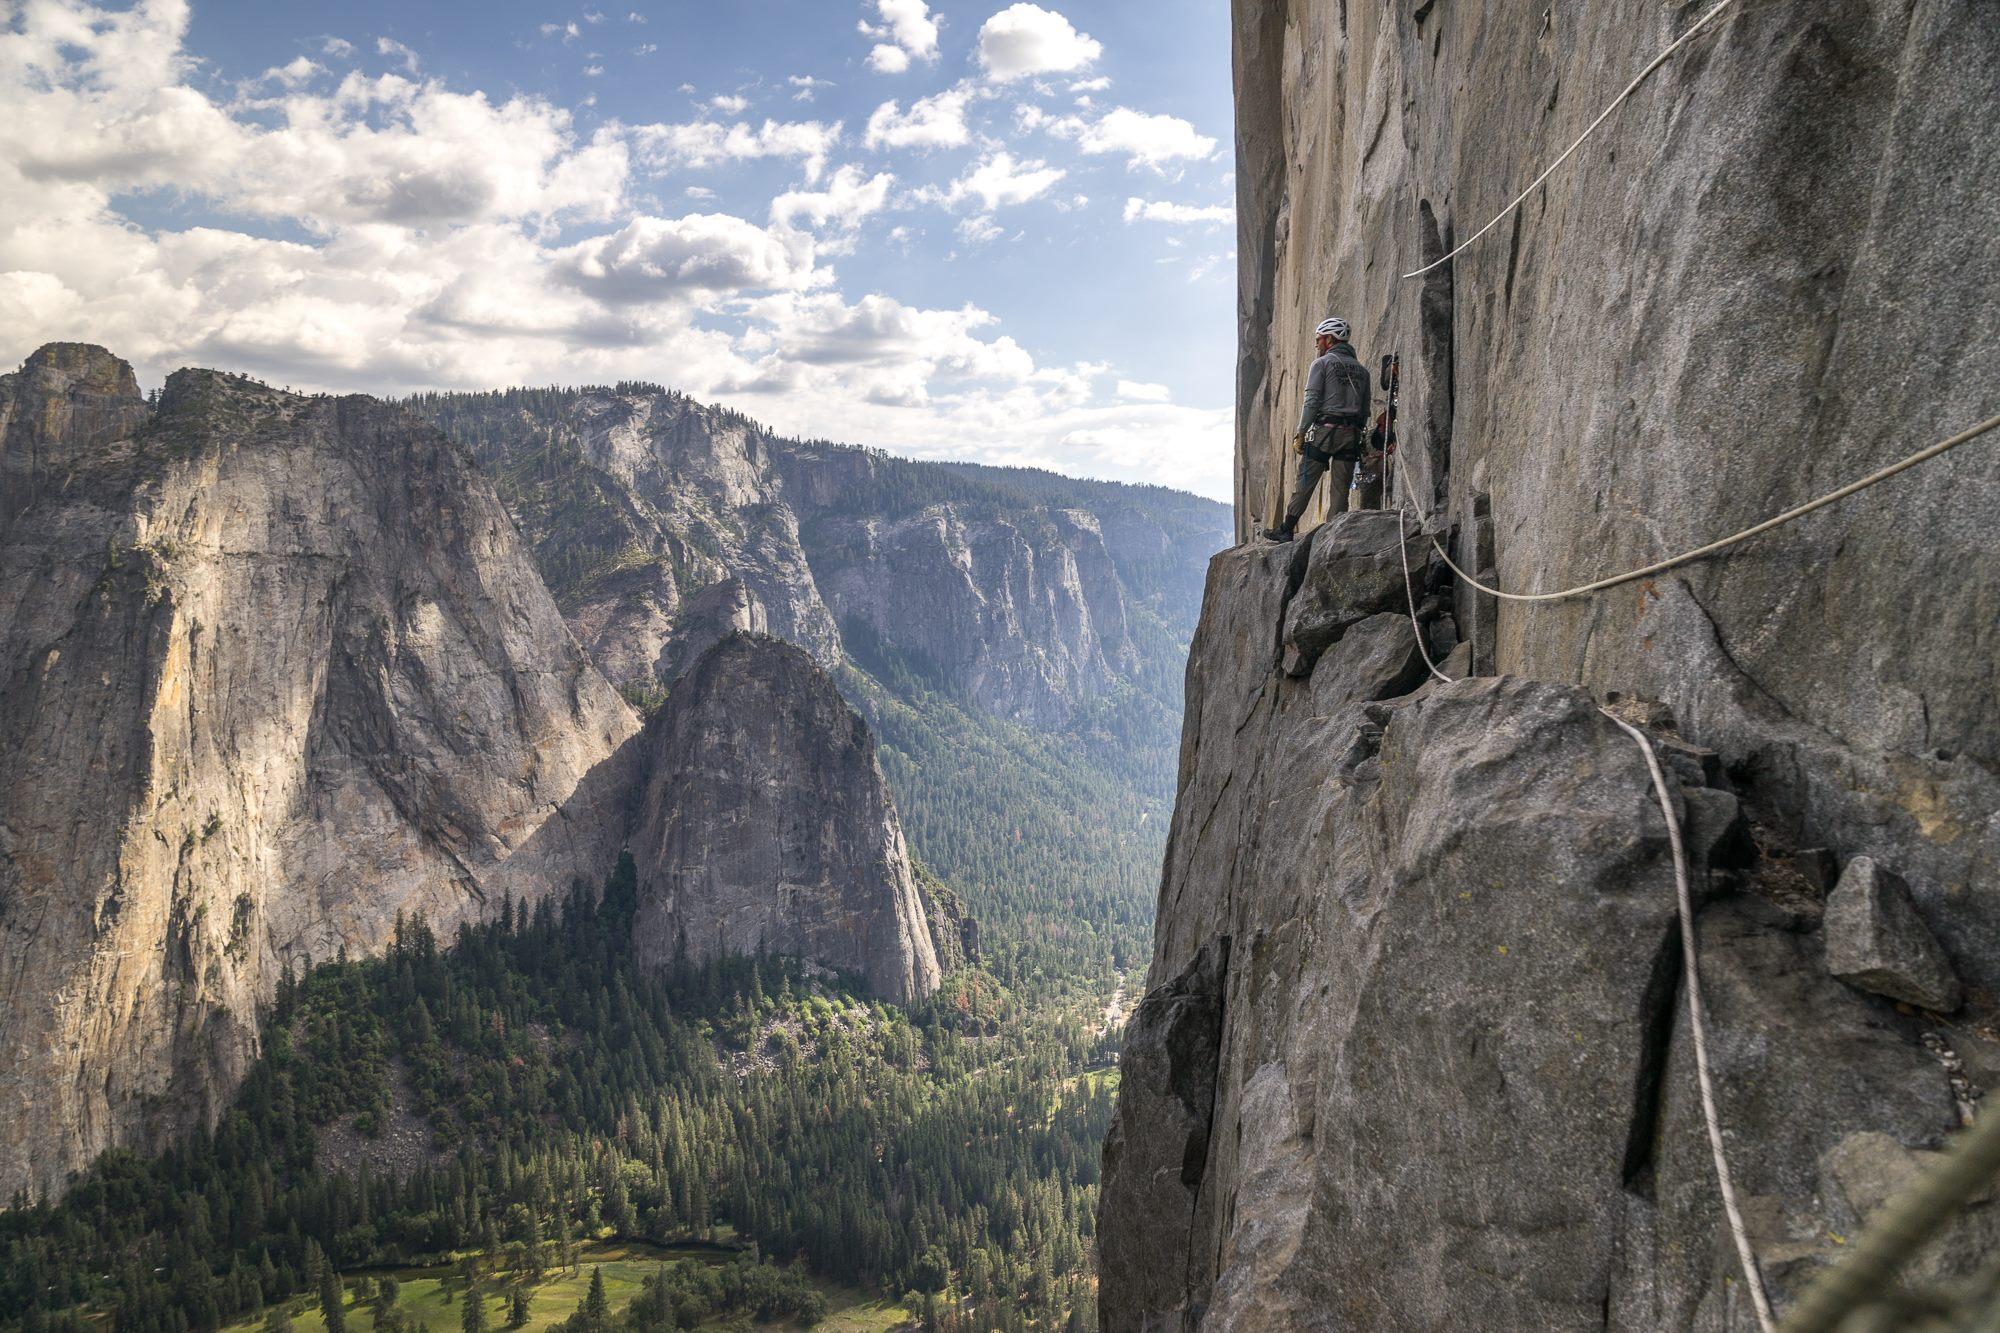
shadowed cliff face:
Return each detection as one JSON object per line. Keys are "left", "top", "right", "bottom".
{"left": 629, "top": 633, "right": 941, "bottom": 1004}
{"left": 1100, "top": 520, "right": 1993, "bottom": 1331}
{"left": 0, "top": 346, "right": 643, "bottom": 1202}
{"left": 1230, "top": 0, "right": 1999, "bottom": 980}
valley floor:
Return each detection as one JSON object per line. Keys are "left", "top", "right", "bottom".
{"left": 230, "top": 1242, "right": 907, "bottom": 1333}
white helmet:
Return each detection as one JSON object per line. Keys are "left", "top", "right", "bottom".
{"left": 1316, "top": 317, "right": 1349, "bottom": 342}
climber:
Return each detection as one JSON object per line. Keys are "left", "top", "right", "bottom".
{"left": 1263, "top": 317, "right": 1372, "bottom": 542}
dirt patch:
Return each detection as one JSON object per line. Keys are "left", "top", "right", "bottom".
{"left": 315, "top": 1059, "right": 448, "bottom": 1180}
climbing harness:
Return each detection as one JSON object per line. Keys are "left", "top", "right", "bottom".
{"left": 1402, "top": 0, "right": 1746, "bottom": 280}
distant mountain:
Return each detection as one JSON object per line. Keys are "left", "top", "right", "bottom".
{"left": 410, "top": 384, "right": 1229, "bottom": 798}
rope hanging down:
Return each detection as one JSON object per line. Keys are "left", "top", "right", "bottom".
{"left": 1600, "top": 709, "right": 1779, "bottom": 1333}
{"left": 1428, "top": 411, "right": 2000, "bottom": 604}
{"left": 1402, "top": 0, "right": 1745, "bottom": 280}
{"left": 1385, "top": 445, "right": 1778, "bottom": 1330}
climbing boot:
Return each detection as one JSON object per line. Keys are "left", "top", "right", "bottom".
{"left": 1260, "top": 525, "right": 1295, "bottom": 543}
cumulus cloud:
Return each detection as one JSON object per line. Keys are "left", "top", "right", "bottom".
{"left": 976, "top": 4, "right": 1101, "bottom": 82}
{"left": 631, "top": 117, "right": 843, "bottom": 183}
{"left": 1078, "top": 107, "right": 1215, "bottom": 167}
{"left": 944, "top": 151, "right": 1064, "bottom": 210}
{"left": 1115, "top": 379, "right": 1171, "bottom": 403}
{"left": 0, "top": 0, "right": 1233, "bottom": 500}
{"left": 710, "top": 92, "right": 749, "bottom": 114}
{"left": 259, "top": 56, "right": 322, "bottom": 89}
{"left": 1024, "top": 105, "right": 1216, "bottom": 171}
{"left": 553, "top": 214, "right": 822, "bottom": 302}
{"left": 863, "top": 85, "right": 970, "bottom": 150}
{"left": 770, "top": 165, "right": 894, "bottom": 236}
{"left": 859, "top": 0, "right": 939, "bottom": 74}
{"left": 321, "top": 36, "right": 356, "bottom": 59}
{"left": 541, "top": 21, "right": 581, "bottom": 41}
{"left": 789, "top": 74, "right": 830, "bottom": 101}
{"left": 1123, "top": 198, "right": 1232, "bottom": 224}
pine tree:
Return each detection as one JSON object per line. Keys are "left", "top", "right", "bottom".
{"left": 318, "top": 1269, "right": 345, "bottom": 1333}
{"left": 582, "top": 1268, "right": 608, "bottom": 1331}
{"left": 459, "top": 1283, "right": 483, "bottom": 1333}
{"left": 506, "top": 1290, "right": 529, "bottom": 1329}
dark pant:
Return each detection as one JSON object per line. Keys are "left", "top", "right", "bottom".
{"left": 1282, "top": 425, "right": 1361, "bottom": 528}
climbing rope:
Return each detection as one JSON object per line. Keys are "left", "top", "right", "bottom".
{"left": 1402, "top": 0, "right": 1745, "bottom": 280}
{"left": 1602, "top": 708, "right": 1779, "bottom": 1333}
{"left": 1429, "top": 411, "right": 2000, "bottom": 604}
{"left": 1385, "top": 418, "right": 1780, "bottom": 1331}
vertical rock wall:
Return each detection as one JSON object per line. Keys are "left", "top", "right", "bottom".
{"left": 1232, "top": 0, "right": 1999, "bottom": 983}
{"left": 0, "top": 349, "right": 642, "bottom": 1201}
{"left": 1101, "top": 3, "right": 2000, "bottom": 1325}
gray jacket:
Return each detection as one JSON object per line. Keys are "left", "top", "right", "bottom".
{"left": 1297, "top": 342, "right": 1370, "bottom": 433}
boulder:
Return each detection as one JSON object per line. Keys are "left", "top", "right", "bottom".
{"left": 1824, "top": 856, "right": 1962, "bottom": 1012}
{"left": 1279, "top": 511, "right": 1426, "bottom": 676}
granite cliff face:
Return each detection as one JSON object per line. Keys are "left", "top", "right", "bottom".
{"left": 630, "top": 633, "right": 941, "bottom": 1004}
{"left": 416, "top": 386, "right": 1227, "bottom": 735}
{"left": 0, "top": 348, "right": 942, "bottom": 1202}
{"left": 1101, "top": 2, "right": 1999, "bottom": 1327}
{"left": 0, "top": 346, "right": 640, "bottom": 1202}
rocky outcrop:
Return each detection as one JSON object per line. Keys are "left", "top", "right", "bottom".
{"left": 629, "top": 633, "right": 940, "bottom": 1003}
{"left": 1229, "top": 0, "right": 2000, "bottom": 993}
{"left": 1100, "top": 522, "right": 1986, "bottom": 1329}
{"left": 0, "top": 347, "right": 641, "bottom": 1203}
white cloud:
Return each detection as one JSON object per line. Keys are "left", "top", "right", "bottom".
{"left": 945, "top": 152, "right": 1064, "bottom": 210}
{"left": 976, "top": 4, "right": 1100, "bottom": 82}
{"left": 631, "top": 118, "right": 843, "bottom": 183}
{"left": 0, "top": 0, "right": 1233, "bottom": 501}
{"left": 632, "top": 43, "right": 657, "bottom": 56}
{"left": 541, "top": 21, "right": 581, "bottom": 41}
{"left": 1069, "top": 76, "right": 1109, "bottom": 92}
{"left": 770, "top": 165, "right": 894, "bottom": 235}
{"left": 1078, "top": 108, "right": 1215, "bottom": 168}
{"left": 858, "top": 0, "right": 939, "bottom": 74}
{"left": 866, "top": 45, "right": 911, "bottom": 74}
{"left": 627, "top": 10, "right": 646, "bottom": 21}
{"left": 321, "top": 36, "right": 356, "bottom": 59}
{"left": 863, "top": 85, "right": 970, "bottom": 150}
{"left": 260, "top": 57, "right": 322, "bottom": 89}
{"left": 1123, "top": 198, "right": 1232, "bottom": 225}
{"left": 1115, "top": 379, "right": 1171, "bottom": 403}
{"left": 711, "top": 93, "right": 749, "bottom": 114}
{"left": 553, "top": 214, "right": 822, "bottom": 303}
{"left": 584, "top": 64, "right": 604, "bottom": 77}
{"left": 956, "top": 215, "right": 1002, "bottom": 246}
{"left": 583, "top": 8, "right": 606, "bottom": 22}
{"left": 788, "top": 75, "right": 829, "bottom": 101}
{"left": 376, "top": 37, "right": 420, "bottom": 74}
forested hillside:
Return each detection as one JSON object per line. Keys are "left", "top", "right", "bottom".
{"left": 2, "top": 858, "right": 1113, "bottom": 1332}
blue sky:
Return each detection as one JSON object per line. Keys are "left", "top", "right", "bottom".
{"left": 0, "top": 0, "right": 1237, "bottom": 496}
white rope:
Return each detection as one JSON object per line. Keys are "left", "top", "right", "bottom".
{"left": 1429, "top": 411, "right": 2000, "bottom": 603}
{"left": 1402, "top": 0, "right": 1745, "bottom": 280}
{"left": 1600, "top": 710, "right": 1778, "bottom": 1333}
{"left": 1381, "top": 380, "right": 1778, "bottom": 1333}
